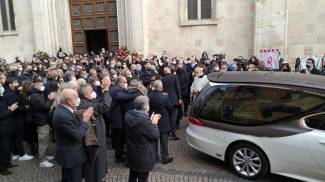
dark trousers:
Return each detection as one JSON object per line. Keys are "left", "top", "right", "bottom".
{"left": 154, "top": 132, "right": 169, "bottom": 161}
{"left": 61, "top": 165, "right": 83, "bottom": 182}
{"left": 24, "top": 121, "right": 38, "bottom": 155}
{"left": 128, "top": 169, "right": 149, "bottom": 182}
{"left": 182, "top": 95, "right": 190, "bottom": 115}
{"left": 170, "top": 107, "right": 178, "bottom": 136}
{"left": 0, "top": 135, "right": 12, "bottom": 171}
{"left": 12, "top": 119, "right": 25, "bottom": 156}
{"left": 112, "top": 128, "right": 125, "bottom": 160}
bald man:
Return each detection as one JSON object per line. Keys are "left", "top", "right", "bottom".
{"left": 53, "top": 88, "right": 93, "bottom": 182}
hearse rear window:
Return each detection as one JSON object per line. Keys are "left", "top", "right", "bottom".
{"left": 198, "top": 85, "right": 325, "bottom": 125}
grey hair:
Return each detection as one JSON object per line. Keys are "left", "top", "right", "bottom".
{"left": 78, "top": 84, "right": 91, "bottom": 98}
{"left": 129, "top": 79, "right": 140, "bottom": 88}
{"left": 153, "top": 80, "right": 163, "bottom": 91}
{"left": 134, "top": 95, "right": 149, "bottom": 111}
{"left": 59, "top": 88, "right": 75, "bottom": 105}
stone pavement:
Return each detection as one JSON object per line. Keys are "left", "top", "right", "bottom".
{"left": 0, "top": 118, "right": 299, "bottom": 182}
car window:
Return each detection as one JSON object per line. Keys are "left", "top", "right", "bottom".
{"left": 199, "top": 85, "right": 325, "bottom": 125}
{"left": 305, "top": 114, "right": 325, "bottom": 131}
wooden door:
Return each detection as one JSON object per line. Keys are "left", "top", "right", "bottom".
{"left": 69, "top": 0, "right": 119, "bottom": 54}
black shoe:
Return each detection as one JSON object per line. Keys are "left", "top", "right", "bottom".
{"left": 161, "top": 157, "right": 174, "bottom": 164}
{"left": 8, "top": 164, "right": 18, "bottom": 168}
{"left": 0, "top": 169, "right": 13, "bottom": 175}
{"left": 169, "top": 136, "right": 180, "bottom": 141}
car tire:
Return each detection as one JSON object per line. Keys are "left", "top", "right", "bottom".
{"left": 228, "top": 143, "right": 269, "bottom": 180}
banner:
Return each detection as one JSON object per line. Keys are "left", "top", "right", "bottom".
{"left": 299, "top": 56, "right": 323, "bottom": 70}
{"left": 259, "top": 49, "right": 280, "bottom": 70}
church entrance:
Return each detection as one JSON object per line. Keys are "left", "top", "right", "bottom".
{"left": 69, "top": 0, "right": 119, "bottom": 54}
{"left": 85, "top": 30, "right": 108, "bottom": 54}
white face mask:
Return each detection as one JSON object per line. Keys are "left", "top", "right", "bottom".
{"left": 76, "top": 98, "right": 81, "bottom": 107}
{"left": 39, "top": 86, "right": 45, "bottom": 92}
{"left": 71, "top": 77, "right": 76, "bottom": 81}
{"left": 90, "top": 91, "right": 97, "bottom": 100}
{"left": 95, "top": 81, "right": 101, "bottom": 86}
{"left": 0, "top": 87, "right": 5, "bottom": 96}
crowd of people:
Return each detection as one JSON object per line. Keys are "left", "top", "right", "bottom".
{"left": 0, "top": 48, "right": 323, "bottom": 182}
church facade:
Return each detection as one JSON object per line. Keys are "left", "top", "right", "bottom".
{"left": 0, "top": 0, "right": 325, "bottom": 65}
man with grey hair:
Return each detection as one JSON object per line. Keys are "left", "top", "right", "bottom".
{"left": 125, "top": 95, "right": 161, "bottom": 182}
{"left": 148, "top": 80, "right": 174, "bottom": 164}
{"left": 162, "top": 67, "right": 182, "bottom": 140}
{"left": 109, "top": 75, "right": 140, "bottom": 163}
{"left": 53, "top": 88, "right": 93, "bottom": 182}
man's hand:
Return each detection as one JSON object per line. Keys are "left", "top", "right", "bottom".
{"left": 150, "top": 112, "right": 161, "bottom": 125}
{"left": 102, "top": 77, "right": 111, "bottom": 91}
{"left": 8, "top": 103, "right": 18, "bottom": 112}
{"left": 48, "top": 92, "right": 57, "bottom": 100}
{"left": 83, "top": 107, "right": 94, "bottom": 123}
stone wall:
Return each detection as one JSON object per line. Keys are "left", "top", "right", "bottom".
{"left": 118, "top": 0, "right": 256, "bottom": 60}
{"left": 0, "top": 0, "right": 72, "bottom": 63}
{"left": 144, "top": 0, "right": 256, "bottom": 60}
{"left": 0, "top": 0, "right": 35, "bottom": 62}
{"left": 287, "top": 0, "right": 325, "bottom": 64}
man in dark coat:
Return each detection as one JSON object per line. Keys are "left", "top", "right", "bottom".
{"left": 148, "top": 80, "right": 174, "bottom": 164}
{"left": 4, "top": 77, "right": 33, "bottom": 161}
{"left": 0, "top": 83, "right": 18, "bottom": 175}
{"left": 176, "top": 63, "right": 190, "bottom": 117}
{"left": 77, "top": 79, "right": 111, "bottom": 182}
{"left": 161, "top": 67, "right": 182, "bottom": 140}
{"left": 125, "top": 95, "right": 161, "bottom": 182}
{"left": 29, "top": 78, "right": 56, "bottom": 168}
{"left": 53, "top": 88, "right": 93, "bottom": 182}
{"left": 108, "top": 76, "right": 140, "bottom": 162}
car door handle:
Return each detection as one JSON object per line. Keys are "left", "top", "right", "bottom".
{"left": 320, "top": 141, "right": 325, "bottom": 145}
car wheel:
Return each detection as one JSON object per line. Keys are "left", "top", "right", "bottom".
{"left": 228, "top": 143, "right": 269, "bottom": 180}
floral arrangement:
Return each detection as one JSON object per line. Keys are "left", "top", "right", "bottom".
{"left": 35, "top": 50, "right": 49, "bottom": 61}
{"left": 114, "top": 47, "right": 129, "bottom": 59}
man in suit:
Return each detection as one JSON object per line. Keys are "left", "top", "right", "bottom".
{"left": 108, "top": 76, "right": 140, "bottom": 163}
{"left": 148, "top": 80, "right": 174, "bottom": 164}
{"left": 53, "top": 88, "right": 93, "bottom": 182}
{"left": 161, "top": 67, "right": 182, "bottom": 140}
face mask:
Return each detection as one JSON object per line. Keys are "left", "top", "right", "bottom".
{"left": 0, "top": 87, "right": 5, "bottom": 96}
{"left": 112, "top": 74, "right": 117, "bottom": 78}
{"left": 18, "top": 67, "right": 23, "bottom": 72}
{"left": 90, "top": 91, "right": 97, "bottom": 100}
{"left": 73, "top": 61, "right": 76, "bottom": 64}
{"left": 71, "top": 77, "right": 76, "bottom": 81}
{"left": 76, "top": 98, "right": 81, "bottom": 107}
{"left": 122, "top": 83, "right": 128, "bottom": 89}
{"left": 172, "top": 61, "right": 177, "bottom": 65}
{"left": 39, "top": 86, "right": 45, "bottom": 92}
{"left": 95, "top": 81, "right": 101, "bottom": 86}
{"left": 83, "top": 74, "right": 88, "bottom": 80}
{"left": 306, "top": 64, "right": 311, "bottom": 69}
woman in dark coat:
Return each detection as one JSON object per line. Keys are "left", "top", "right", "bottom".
{"left": 124, "top": 95, "right": 160, "bottom": 182}
{"left": 77, "top": 83, "right": 111, "bottom": 182}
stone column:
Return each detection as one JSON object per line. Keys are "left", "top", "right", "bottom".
{"left": 30, "top": 0, "right": 72, "bottom": 56}
{"left": 117, "top": 0, "right": 146, "bottom": 54}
